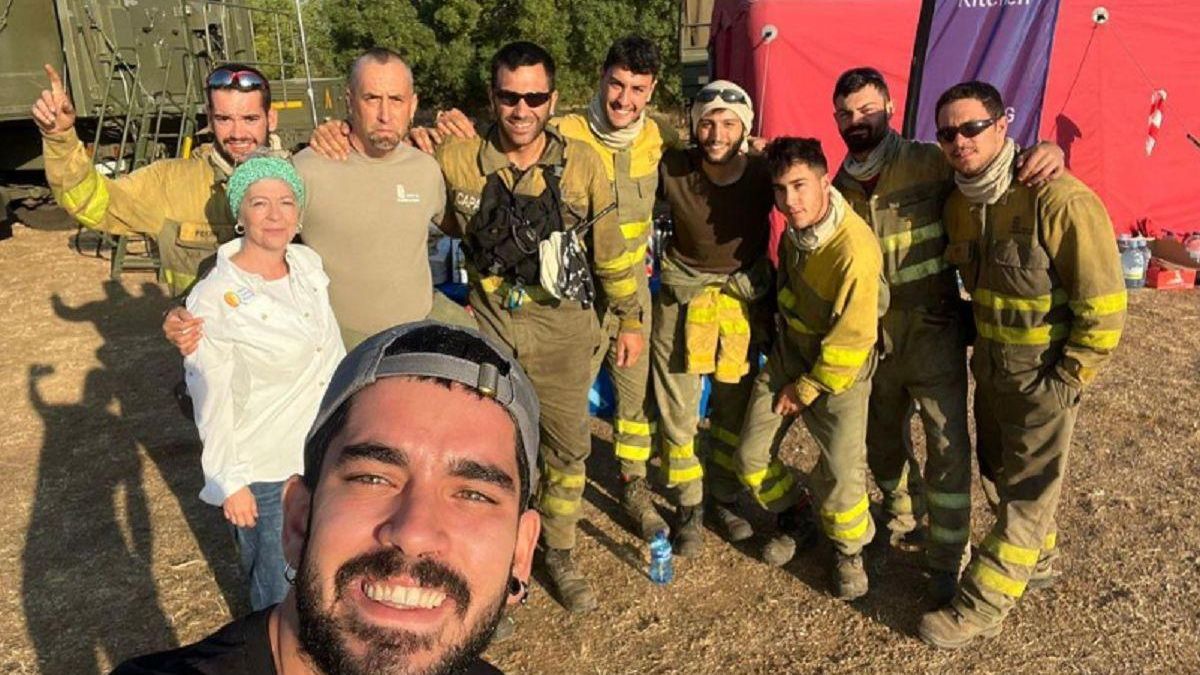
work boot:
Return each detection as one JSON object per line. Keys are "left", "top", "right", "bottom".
{"left": 918, "top": 606, "right": 1003, "bottom": 649}
{"left": 543, "top": 548, "right": 598, "bottom": 613}
{"left": 833, "top": 552, "right": 869, "bottom": 601}
{"left": 621, "top": 476, "right": 668, "bottom": 542}
{"left": 673, "top": 504, "right": 705, "bottom": 557}
{"left": 710, "top": 499, "right": 754, "bottom": 542}
{"left": 888, "top": 525, "right": 926, "bottom": 552}
{"left": 928, "top": 570, "right": 959, "bottom": 608}
{"left": 762, "top": 500, "right": 819, "bottom": 567}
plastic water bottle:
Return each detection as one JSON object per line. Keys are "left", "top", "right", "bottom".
{"left": 648, "top": 530, "right": 674, "bottom": 585}
{"left": 1118, "top": 234, "right": 1147, "bottom": 289}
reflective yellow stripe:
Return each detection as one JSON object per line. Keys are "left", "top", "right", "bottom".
{"left": 927, "top": 492, "right": 972, "bottom": 510}
{"left": 974, "top": 288, "right": 1068, "bottom": 313}
{"left": 709, "top": 426, "right": 739, "bottom": 448}
{"left": 615, "top": 418, "right": 652, "bottom": 437}
{"left": 688, "top": 306, "right": 719, "bottom": 322}
{"left": 162, "top": 269, "right": 198, "bottom": 295}
{"left": 811, "top": 364, "right": 854, "bottom": 392}
{"left": 891, "top": 257, "right": 948, "bottom": 285}
{"left": 614, "top": 441, "right": 651, "bottom": 462}
{"left": 544, "top": 465, "right": 586, "bottom": 489}
{"left": 822, "top": 494, "right": 870, "bottom": 525}
{"left": 1070, "top": 290, "right": 1127, "bottom": 317}
{"left": 1071, "top": 328, "right": 1121, "bottom": 351}
{"left": 778, "top": 287, "right": 798, "bottom": 310}
{"left": 668, "top": 464, "right": 704, "bottom": 484}
{"left": 757, "top": 469, "right": 795, "bottom": 505}
{"left": 605, "top": 277, "right": 638, "bottom": 298}
{"left": 930, "top": 524, "right": 971, "bottom": 544}
{"left": 820, "top": 344, "right": 870, "bottom": 368}
{"left": 666, "top": 441, "right": 695, "bottom": 460}
{"left": 880, "top": 221, "right": 944, "bottom": 253}
{"left": 826, "top": 513, "right": 871, "bottom": 540}
{"left": 1043, "top": 532, "right": 1057, "bottom": 551}
{"left": 982, "top": 534, "right": 1039, "bottom": 567}
{"left": 479, "top": 276, "right": 556, "bottom": 304}
{"left": 59, "top": 170, "right": 111, "bottom": 228}
{"left": 972, "top": 563, "right": 1026, "bottom": 598}
{"left": 785, "top": 315, "right": 817, "bottom": 335}
{"left": 620, "top": 219, "right": 651, "bottom": 240}
{"left": 741, "top": 467, "right": 767, "bottom": 488}
{"left": 540, "top": 493, "right": 580, "bottom": 516}
{"left": 709, "top": 447, "right": 736, "bottom": 471}
{"left": 976, "top": 321, "right": 1070, "bottom": 346}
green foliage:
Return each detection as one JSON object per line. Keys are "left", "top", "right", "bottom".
{"left": 297, "top": 0, "right": 680, "bottom": 113}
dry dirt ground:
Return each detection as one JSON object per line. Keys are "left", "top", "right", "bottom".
{"left": 2, "top": 224, "right": 1199, "bottom": 674}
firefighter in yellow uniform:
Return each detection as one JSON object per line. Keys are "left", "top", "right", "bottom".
{"left": 437, "top": 42, "right": 644, "bottom": 613}
{"left": 552, "top": 37, "right": 682, "bottom": 544}
{"left": 34, "top": 63, "right": 282, "bottom": 296}
{"left": 920, "top": 82, "right": 1125, "bottom": 648}
{"left": 735, "top": 137, "right": 883, "bottom": 600}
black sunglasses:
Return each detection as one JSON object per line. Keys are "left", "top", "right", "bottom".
{"left": 696, "top": 87, "right": 748, "bottom": 105}
{"left": 936, "top": 116, "right": 1002, "bottom": 143}
{"left": 493, "top": 89, "right": 553, "bottom": 108}
{"left": 206, "top": 68, "right": 267, "bottom": 91}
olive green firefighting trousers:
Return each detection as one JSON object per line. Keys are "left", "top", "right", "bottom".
{"left": 735, "top": 335, "right": 876, "bottom": 554}
{"left": 867, "top": 308, "right": 973, "bottom": 572}
{"left": 470, "top": 285, "right": 599, "bottom": 550}
{"left": 958, "top": 346, "right": 1078, "bottom": 621}
{"left": 590, "top": 284, "right": 656, "bottom": 483}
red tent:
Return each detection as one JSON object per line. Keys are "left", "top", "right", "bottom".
{"left": 711, "top": 0, "right": 1200, "bottom": 248}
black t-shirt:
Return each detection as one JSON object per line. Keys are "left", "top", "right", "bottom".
{"left": 111, "top": 607, "right": 504, "bottom": 674}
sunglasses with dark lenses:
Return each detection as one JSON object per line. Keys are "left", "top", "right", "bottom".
{"left": 493, "top": 90, "right": 553, "bottom": 108}
{"left": 206, "top": 68, "right": 267, "bottom": 91}
{"left": 696, "top": 88, "right": 748, "bottom": 105}
{"left": 935, "top": 116, "right": 1002, "bottom": 143}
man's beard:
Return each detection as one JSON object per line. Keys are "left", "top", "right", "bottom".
{"left": 294, "top": 542, "right": 507, "bottom": 675}
{"left": 840, "top": 122, "right": 887, "bottom": 154}
{"left": 367, "top": 131, "right": 401, "bottom": 153}
{"left": 702, "top": 135, "right": 743, "bottom": 165}
{"left": 215, "top": 137, "right": 263, "bottom": 166}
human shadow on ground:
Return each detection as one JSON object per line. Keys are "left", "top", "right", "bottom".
{"left": 22, "top": 280, "right": 244, "bottom": 672}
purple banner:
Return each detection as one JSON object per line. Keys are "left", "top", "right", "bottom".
{"left": 912, "top": 0, "right": 1061, "bottom": 147}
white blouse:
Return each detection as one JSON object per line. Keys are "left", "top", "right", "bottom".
{"left": 185, "top": 239, "right": 345, "bottom": 506}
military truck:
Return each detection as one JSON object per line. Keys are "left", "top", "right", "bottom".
{"left": 679, "top": 0, "right": 715, "bottom": 101}
{"left": 0, "top": 0, "right": 343, "bottom": 272}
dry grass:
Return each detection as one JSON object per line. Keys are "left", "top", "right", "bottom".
{"left": 2, "top": 225, "right": 1198, "bottom": 673}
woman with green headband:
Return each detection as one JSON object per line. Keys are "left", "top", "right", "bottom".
{"left": 183, "top": 155, "right": 345, "bottom": 610}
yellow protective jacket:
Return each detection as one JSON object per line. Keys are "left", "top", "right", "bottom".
{"left": 437, "top": 124, "right": 644, "bottom": 329}
{"left": 943, "top": 171, "right": 1126, "bottom": 387}
{"left": 552, "top": 113, "right": 679, "bottom": 286}
{"left": 835, "top": 139, "right": 960, "bottom": 313}
{"left": 42, "top": 127, "right": 239, "bottom": 296}
{"left": 776, "top": 203, "right": 883, "bottom": 406}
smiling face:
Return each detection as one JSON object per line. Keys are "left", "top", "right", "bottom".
{"left": 936, "top": 97, "right": 1008, "bottom": 177}
{"left": 833, "top": 84, "right": 892, "bottom": 155}
{"left": 772, "top": 161, "right": 831, "bottom": 230}
{"left": 491, "top": 64, "right": 558, "bottom": 151}
{"left": 209, "top": 89, "right": 276, "bottom": 165}
{"left": 285, "top": 377, "right": 539, "bottom": 675}
{"left": 695, "top": 108, "right": 745, "bottom": 165}
{"left": 238, "top": 178, "right": 299, "bottom": 254}
{"left": 601, "top": 66, "right": 656, "bottom": 130}
{"left": 348, "top": 59, "right": 417, "bottom": 157}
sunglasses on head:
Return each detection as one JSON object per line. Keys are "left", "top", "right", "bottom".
{"left": 696, "top": 88, "right": 748, "bottom": 105}
{"left": 206, "top": 68, "right": 267, "bottom": 91}
{"left": 493, "top": 89, "right": 553, "bottom": 108}
{"left": 936, "top": 116, "right": 1001, "bottom": 143}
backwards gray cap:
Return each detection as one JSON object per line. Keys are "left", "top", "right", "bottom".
{"left": 304, "top": 320, "right": 541, "bottom": 504}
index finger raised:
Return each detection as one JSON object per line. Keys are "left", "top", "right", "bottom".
{"left": 43, "top": 64, "right": 65, "bottom": 94}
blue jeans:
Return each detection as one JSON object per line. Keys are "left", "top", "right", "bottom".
{"left": 230, "top": 481, "right": 289, "bottom": 611}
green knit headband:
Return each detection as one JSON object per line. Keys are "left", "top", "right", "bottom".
{"left": 227, "top": 156, "right": 306, "bottom": 215}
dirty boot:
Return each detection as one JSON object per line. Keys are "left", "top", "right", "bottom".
{"left": 543, "top": 548, "right": 598, "bottom": 613}
{"left": 673, "top": 504, "right": 705, "bottom": 557}
{"left": 621, "top": 476, "right": 669, "bottom": 542}
{"left": 762, "top": 499, "right": 819, "bottom": 567}
{"left": 833, "top": 552, "right": 869, "bottom": 600}
{"left": 710, "top": 499, "right": 753, "bottom": 542}
{"left": 918, "top": 606, "right": 1003, "bottom": 649}
{"left": 1027, "top": 553, "right": 1061, "bottom": 591}
{"left": 928, "top": 570, "right": 959, "bottom": 608}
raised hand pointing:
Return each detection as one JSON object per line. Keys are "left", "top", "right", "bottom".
{"left": 31, "top": 64, "right": 76, "bottom": 136}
